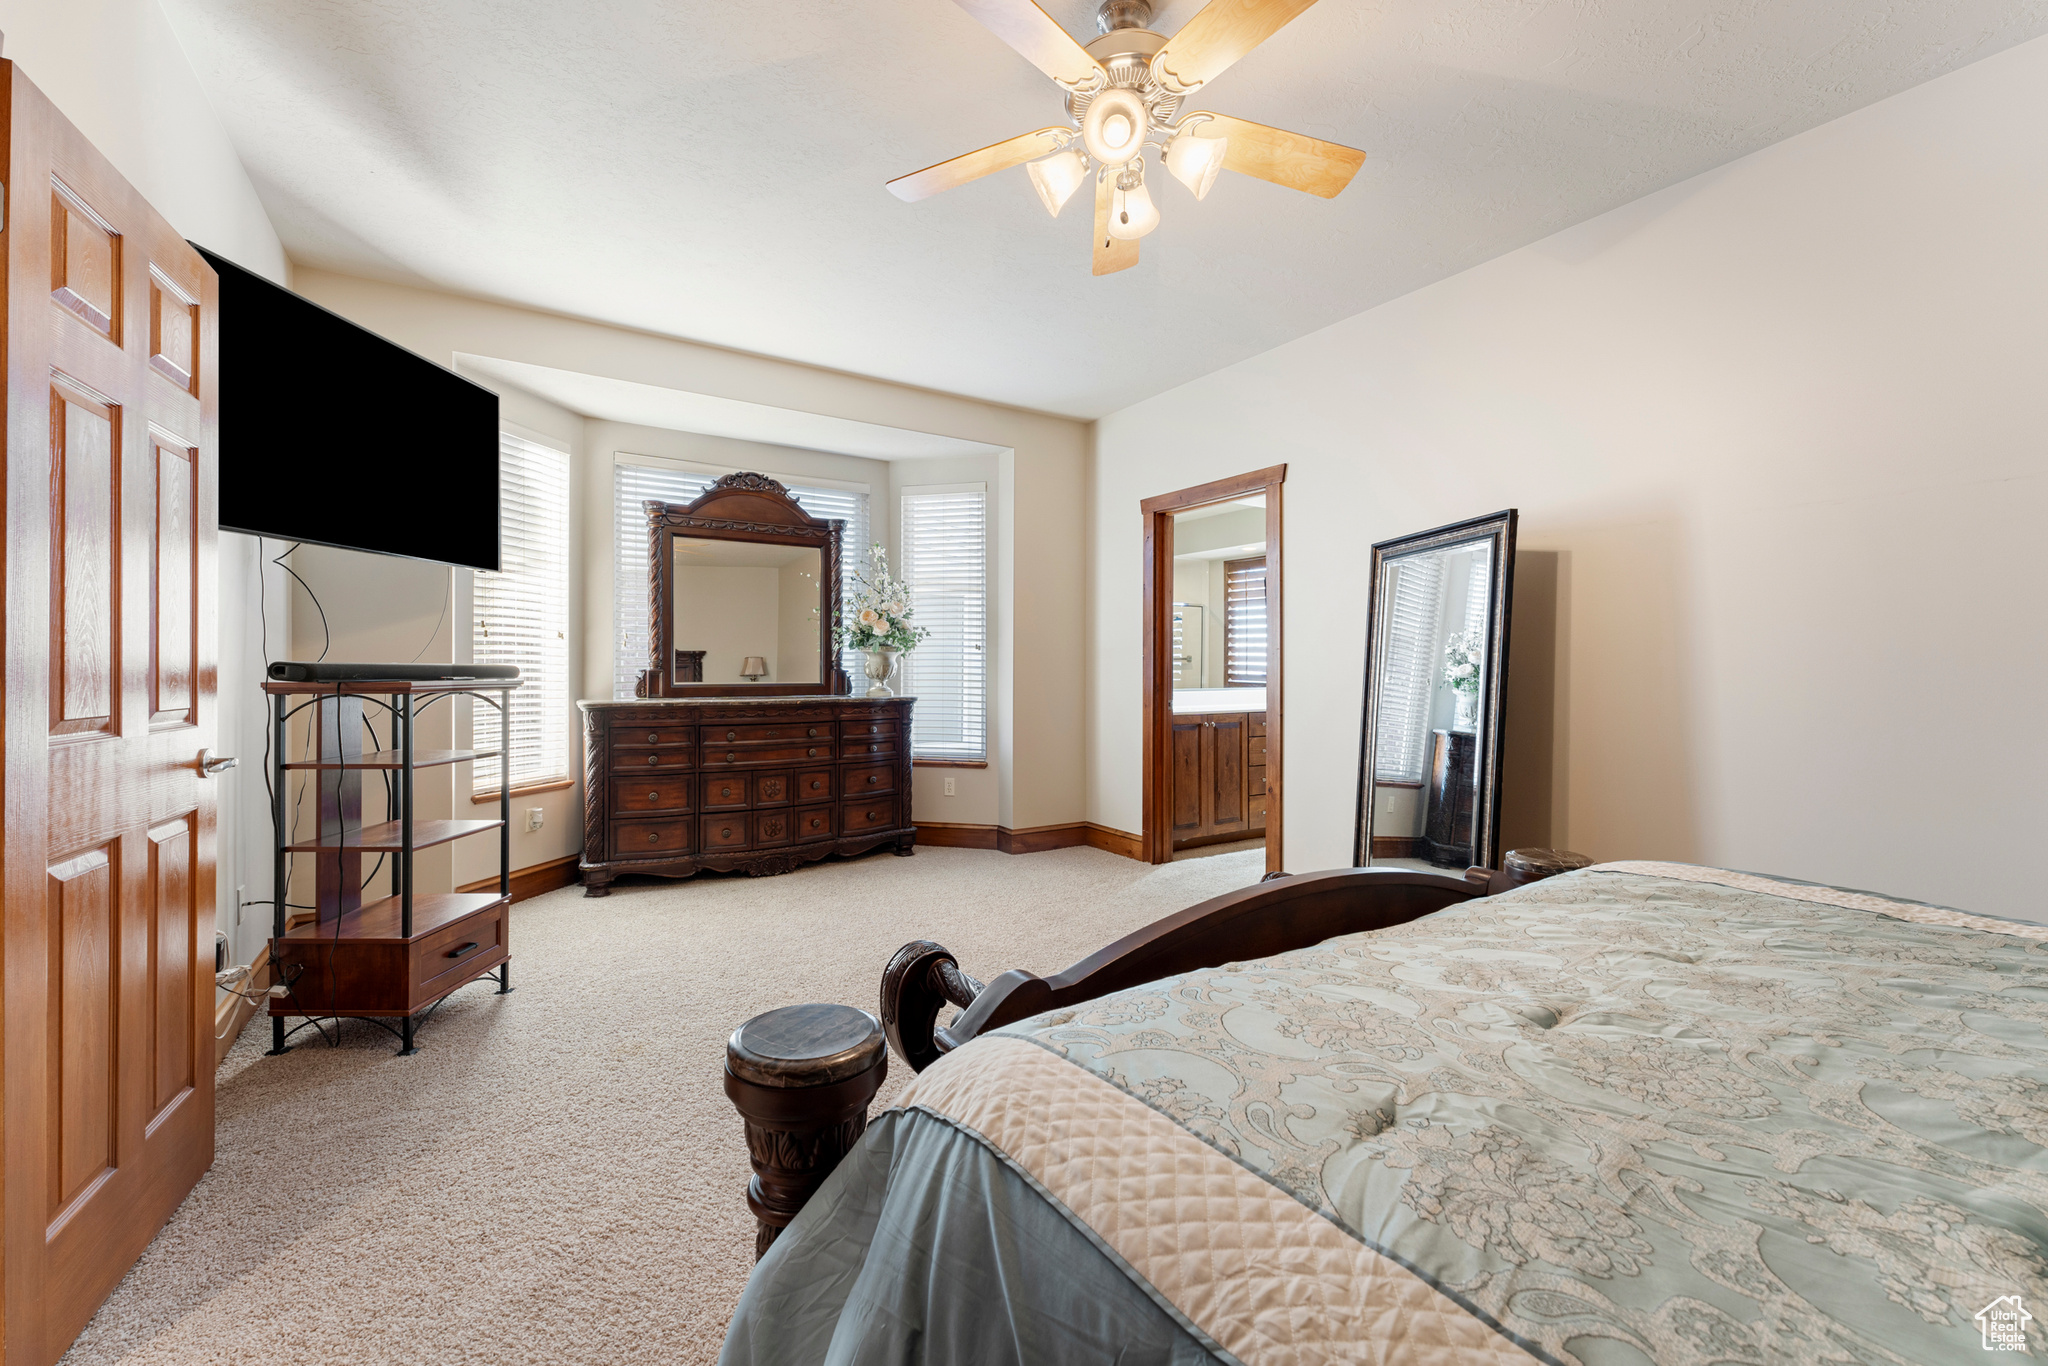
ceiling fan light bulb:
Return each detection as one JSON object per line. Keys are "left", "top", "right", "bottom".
{"left": 1027, "top": 148, "right": 1089, "bottom": 217}
{"left": 1081, "top": 87, "right": 1149, "bottom": 167}
{"left": 1107, "top": 179, "right": 1160, "bottom": 240}
{"left": 1165, "top": 130, "right": 1228, "bottom": 200}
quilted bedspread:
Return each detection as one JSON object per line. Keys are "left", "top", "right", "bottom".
{"left": 722, "top": 865, "right": 2048, "bottom": 1366}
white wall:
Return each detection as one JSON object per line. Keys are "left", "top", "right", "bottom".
{"left": 2, "top": 0, "right": 291, "bottom": 968}
{"left": 1088, "top": 36, "right": 2048, "bottom": 920}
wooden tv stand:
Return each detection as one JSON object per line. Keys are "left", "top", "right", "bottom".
{"left": 263, "top": 677, "right": 520, "bottom": 1055}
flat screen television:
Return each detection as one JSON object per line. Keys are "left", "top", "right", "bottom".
{"left": 194, "top": 246, "right": 501, "bottom": 572}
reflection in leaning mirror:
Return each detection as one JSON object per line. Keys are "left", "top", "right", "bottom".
{"left": 669, "top": 537, "right": 825, "bottom": 687}
{"left": 1356, "top": 512, "right": 1517, "bottom": 872}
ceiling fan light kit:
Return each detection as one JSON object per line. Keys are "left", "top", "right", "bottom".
{"left": 887, "top": 0, "right": 1366, "bottom": 274}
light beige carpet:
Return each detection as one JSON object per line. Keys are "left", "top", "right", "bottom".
{"left": 63, "top": 844, "right": 1269, "bottom": 1366}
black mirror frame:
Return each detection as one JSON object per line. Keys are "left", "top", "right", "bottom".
{"left": 1353, "top": 509, "right": 1518, "bottom": 870}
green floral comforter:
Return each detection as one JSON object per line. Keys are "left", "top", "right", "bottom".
{"left": 994, "top": 864, "right": 2048, "bottom": 1365}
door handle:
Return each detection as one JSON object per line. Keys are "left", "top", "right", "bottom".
{"left": 198, "top": 749, "right": 238, "bottom": 777}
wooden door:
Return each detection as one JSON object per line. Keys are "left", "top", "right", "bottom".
{"left": 1206, "top": 716, "right": 1249, "bottom": 838}
{"left": 1168, "top": 716, "right": 1204, "bottom": 843}
{"left": 2, "top": 62, "right": 220, "bottom": 1365}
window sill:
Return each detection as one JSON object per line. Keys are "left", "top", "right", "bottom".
{"left": 914, "top": 758, "right": 989, "bottom": 769}
{"left": 472, "top": 778, "right": 576, "bottom": 804}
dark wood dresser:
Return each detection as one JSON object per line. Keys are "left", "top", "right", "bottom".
{"left": 579, "top": 696, "right": 916, "bottom": 894}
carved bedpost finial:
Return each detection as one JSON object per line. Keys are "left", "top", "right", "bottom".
{"left": 880, "top": 940, "right": 983, "bottom": 1073}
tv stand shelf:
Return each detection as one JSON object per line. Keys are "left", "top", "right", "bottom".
{"left": 262, "top": 677, "right": 521, "bottom": 1054}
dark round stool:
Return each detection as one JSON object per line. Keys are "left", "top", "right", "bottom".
{"left": 724, "top": 1002, "right": 888, "bottom": 1259}
{"left": 1504, "top": 848, "right": 1593, "bottom": 886}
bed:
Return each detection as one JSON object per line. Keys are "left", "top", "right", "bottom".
{"left": 720, "top": 862, "right": 2048, "bottom": 1365}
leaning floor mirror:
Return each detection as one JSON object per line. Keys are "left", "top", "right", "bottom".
{"left": 1355, "top": 510, "right": 1517, "bottom": 871}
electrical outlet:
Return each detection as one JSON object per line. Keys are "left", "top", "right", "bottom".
{"left": 235, "top": 883, "right": 247, "bottom": 926}
{"left": 944, "top": 776, "right": 956, "bottom": 797}
{"left": 526, "top": 807, "right": 545, "bottom": 831}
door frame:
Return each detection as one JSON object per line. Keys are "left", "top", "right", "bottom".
{"left": 1140, "top": 465, "right": 1285, "bottom": 871}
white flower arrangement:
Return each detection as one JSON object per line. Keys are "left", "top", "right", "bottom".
{"left": 1442, "top": 630, "right": 1484, "bottom": 696}
{"left": 834, "top": 544, "right": 929, "bottom": 653}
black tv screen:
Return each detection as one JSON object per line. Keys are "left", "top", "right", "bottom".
{"left": 194, "top": 246, "right": 500, "bottom": 572}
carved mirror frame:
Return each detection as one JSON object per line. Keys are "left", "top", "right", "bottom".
{"left": 640, "top": 472, "right": 848, "bottom": 698}
{"left": 1353, "top": 509, "right": 1518, "bottom": 870}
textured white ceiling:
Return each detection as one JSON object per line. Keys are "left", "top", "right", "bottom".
{"left": 162, "top": 0, "right": 2048, "bottom": 417}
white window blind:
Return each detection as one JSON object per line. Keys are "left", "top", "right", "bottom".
{"left": 474, "top": 433, "right": 572, "bottom": 795}
{"left": 1224, "top": 556, "right": 1268, "bottom": 687}
{"left": 612, "top": 459, "right": 868, "bottom": 697}
{"left": 1373, "top": 554, "right": 1444, "bottom": 784}
{"left": 899, "top": 485, "right": 987, "bottom": 760}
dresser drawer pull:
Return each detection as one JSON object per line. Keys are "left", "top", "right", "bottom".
{"left": 808, "top": 727, "right": 819, "bottom": 737}
{"left": 647, "top": 755, "right": 659, "bottom": 765}
{"left": 869, "top": 744, "right": 879, "bottom": 752}
{"left": 446, "top": 941, "right": 479, "bottom": 959}
{"left": 647, "top": 791, "right": 661, "bottom": 801}
{"left": 726, "top": 752, "right": 736, "bottom": 762}
{"left": 807, "top": 747, "right": 818, "bottom": 757}
{"left": 721, "top": 826, "right": 734, "bottom": 838}
{"left": 866, "top": 774, "right": 879, "bottom": 784}
{"left": 866, "top": 810, "right": 879, "bottom": 821}
{"left": 647, "top": 832, "right": 660, "bottom": 843}
{"left": 647, "top": 732, "right": 659, "bottom": 743}
{"left": 809, "top": 780, "right": 823, "bottom": 791}
{"left": 727, "top": 730, "right": 737, "bottom": 741}
{"left": 720, "top": 786, "right": 733, "bottom": 798}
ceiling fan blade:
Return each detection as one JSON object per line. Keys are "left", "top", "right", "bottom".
{"left": 887, "top": 127, "right": 1072, "bottom": 203}
{"left": 1193, "top": 112, "right": 1364, "bottom": 198}
{"left": 1151, "top": 0, "right": 1321, "bottom": 93}
{"left": 951, "top": 0, "right": 1105, "bottom": 89}
{"left": 1093, "top": 173, "right": 1139, "bottom": 275}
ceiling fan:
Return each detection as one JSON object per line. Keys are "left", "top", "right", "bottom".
{"left": 887, "top": 0, "right": 1365, "bottom": 275}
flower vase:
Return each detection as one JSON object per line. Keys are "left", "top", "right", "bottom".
{"left": 862, "top": 648, "right": 901, "bottom": 698}
{"left": 1454, "top": 686, "right": 1477, "bottom": 729}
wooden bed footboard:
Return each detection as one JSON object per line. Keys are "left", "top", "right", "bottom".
{"left": 880, "top": 865, "right": 1507, "bottom": 1074}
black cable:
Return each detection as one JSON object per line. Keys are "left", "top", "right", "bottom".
{"left": 411, "top": 570, "right": 450, "bottom": 663}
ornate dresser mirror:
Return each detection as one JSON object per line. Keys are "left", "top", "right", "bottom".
{"left": 638, "top": 473, "right": 848, "bottom": 698}
{"left": 1355, "top": 510, "right": 1517, "bottom": 871}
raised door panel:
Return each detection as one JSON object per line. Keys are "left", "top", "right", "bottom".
{"left": 49, "top": 381, "right": 120, "bottom": 739}
{"left": 1209, "top": 717, "right": 1249, "bottom": 837}
{"left": 148, "top": 269, "right": 199, "bottom": 393}
{"left": 148, "top": 818, "right": 197, "bottom": 1120}
{"left": 150, "top": 437, "right": 198, "bottom": 726}
{"left": 48, "top": 846, "right": 118, "bottom": 1230}
{"left": 1169, "top": 719, "right": 1204, "bottom": 840}
{"left": 51, "top": 180, "right": 121, "bottom": 339}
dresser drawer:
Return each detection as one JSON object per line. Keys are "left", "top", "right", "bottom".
{"left": 843, "top": 718, "right": 900, "bottom": 740}
{"left": 845, "top": 762, "right": 897, "bottom": 796}
{"left": 1248, "top": 736, "right": 1267, "bottom": 767}
{"left": 613, "top": 778, "right": 694, "bottom": 814}
{"left": 704, "top": 742, "right": 829, "bottom": 768}
{"left": 613, "top": 818, "right": 693, "bottom": 858}
{"left": 615, "top": 726, "right": 694, "bottom": 749}
{"left": 751, "top": 809, "right": 794, "bottom": 847}
{"left": 706, "top": 721, "right": 834, "bottom": 744}
{"left": 412, "top": 903, "right": 508, "bottom": 995}
{"left": 844, "top": 738, "right": 898, "bottom": 760}
{"left": 620, "top": 748, "right": 694, "bottom": 772}
{"left": 793, "top": 804, "right": 835, "bottom": 842}
{"left": 701, "top": 814, "right": 750, "bottom": 850}
{"left": 1248, "top": 766, "right": 1267, "bottom": 798}
{"left": 753, "top": 771, "right": 795, "bottom": 806}
{"left": 1248, "top": 795, "right": 1268, "bottom": 825}
{"left": 841, "top": 798, "right": 898, "bottom": 833}
{"left": 703, "top": 774, "right": 750, "bottom": 809}
{"left": 1249, "top": 713, "right": 1267, "bottom": 738}
{"left": 796, "top": 768, "right": 834, "bottom": 802}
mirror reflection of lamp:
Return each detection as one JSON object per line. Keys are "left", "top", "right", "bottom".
{"left": 740, "top": 656, "right": 769, "bottom": 681}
